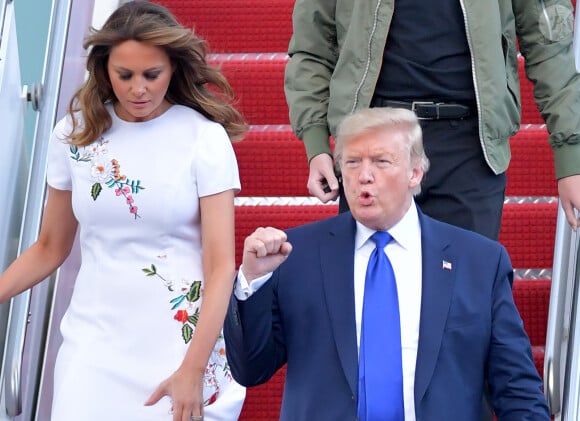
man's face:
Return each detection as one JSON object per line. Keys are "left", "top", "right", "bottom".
{"left": 340, "top": 129, "right": 423, "bottom": 230}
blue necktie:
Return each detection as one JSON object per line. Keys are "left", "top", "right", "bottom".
{"left": 357, "top": 231, "right": 404, "bottom": 421}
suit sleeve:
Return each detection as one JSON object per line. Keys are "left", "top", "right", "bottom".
{"left": 487, "top": 245, "right": 550, "bottom": 420}
{"left": 223, "top": 271, "right": 287, "bottom": 387}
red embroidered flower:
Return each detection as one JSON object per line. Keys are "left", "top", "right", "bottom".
{"left": 206, "top": 392, "right": 218, "bottom": 405}
{"left": 174, "top": 309, "right": 188, "bottom": 324}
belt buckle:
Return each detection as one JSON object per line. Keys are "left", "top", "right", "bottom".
{"left": 411, "top": 101, "right": 436, "bottom": 120}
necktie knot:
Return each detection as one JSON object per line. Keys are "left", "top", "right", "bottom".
{"left": 371, "top": 231, "right": 392, "bottom": 249}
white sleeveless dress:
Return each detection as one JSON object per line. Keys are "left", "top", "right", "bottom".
{"left": 46, "top": 104, "right": 245, "bottom": 420}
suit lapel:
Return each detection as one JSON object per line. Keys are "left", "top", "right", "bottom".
{"left": 320, "top": 213, "right": 358, "bottom": 396}
{"left": 414, "top": 214, "right": 456, "bottom": 404}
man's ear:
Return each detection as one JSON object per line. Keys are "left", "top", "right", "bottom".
{"left": 409, "top": 167, "right": 423, "bottom": 189}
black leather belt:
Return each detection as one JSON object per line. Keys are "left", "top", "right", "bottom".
{"left": 373, "top": 99, "right": 472, "bottom": 120}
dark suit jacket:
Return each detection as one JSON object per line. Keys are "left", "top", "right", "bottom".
{"left": 224, "top": 210, "right": 550, "bottom": 420}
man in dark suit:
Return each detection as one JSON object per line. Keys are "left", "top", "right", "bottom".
{"left": 224, "top": 107, "right": 550, "bottom": 420}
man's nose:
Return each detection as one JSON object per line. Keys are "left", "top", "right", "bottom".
{"left": 358, "top": 161, "right": 373, "bottom": 183}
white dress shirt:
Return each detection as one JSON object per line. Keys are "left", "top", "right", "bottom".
{"left": 234, "top": 202, "right": 423, "bottom": 420}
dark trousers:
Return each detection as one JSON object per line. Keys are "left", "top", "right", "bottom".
{"left": 339, "top": 114, "right": 506, "bottom": 241}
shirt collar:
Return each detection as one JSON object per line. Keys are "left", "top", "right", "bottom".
{"left": 355, "top": 200, "right": 421, "bottom": 251}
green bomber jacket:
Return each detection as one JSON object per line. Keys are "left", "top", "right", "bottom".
{"left": 284, "top": 0, "right": 580, "bottom": 179}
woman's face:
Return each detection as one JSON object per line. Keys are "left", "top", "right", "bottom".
{"left": 107, "top": 40, "right": 173, "bottom": 122}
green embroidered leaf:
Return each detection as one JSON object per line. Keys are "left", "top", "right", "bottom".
{"left": 186, "top": 281, "right": 202, "bottom": 302}
{"left": 188, "top": 309, "right": 199, "bottom": 326}
{"left": 69, "top": 146, "right": 80, "bottom": 161}
{"left": 182, "top": 324, "right": 193, "bottom": 344}
{"left": 69, "top": 146, "right": 91, "bottom": 161}
{"left": 141, "top": 264, "right": 157, "bottom": 276}
{"left": 222, "top": 361, "right": 231, "bottom": 375}
{"left": 91, "top": 183, "right": 102, "bottom": 200}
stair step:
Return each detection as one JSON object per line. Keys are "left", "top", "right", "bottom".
{"left": 234, "top": 125, "right": 557, "bottom": 197}
{"left": 234, "top": 202, "right": 557, "bottom": 270}
{"left": 157, "top": 0, "right": 577, "bottom": 63}
{"left": 507, "top": 125, "right": 556, "bottom": 196}
{"left": 205, "top": 54, "right": 546, "bottom": 126}
{"left": 157, "top": 0, "right": 294, "bottom": 53}
{"left": 210, "top": 53, "right": 288, "bottom": 125}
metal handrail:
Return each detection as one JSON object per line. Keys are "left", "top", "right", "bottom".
{"left": 545, "top": 3, "right": 580, "bottom": 411}
{"left": 544, "top": 202, "right": 579, "bottom": 417}
{"left": 561, "top": 250, "right": 580, "bottom": 421}
{"left": 3, "top": 0, "right": 73, "bottom": 416}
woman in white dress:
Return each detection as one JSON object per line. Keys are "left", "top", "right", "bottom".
{"left": 0, "top": 2, "right": 247, "bottom": 420}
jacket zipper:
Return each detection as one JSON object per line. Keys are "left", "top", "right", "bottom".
{"left": 351, "top": 0, "right": 383, "bottom": 113}
{"left": 539, "top": 0, "right": 553, "bottom": 39}
{"left": 458, "top": 0, "right": 490, "bottom": 169}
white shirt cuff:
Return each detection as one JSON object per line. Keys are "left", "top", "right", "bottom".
{"left": 234, "top": 265, "right": 273, "bottom": 300}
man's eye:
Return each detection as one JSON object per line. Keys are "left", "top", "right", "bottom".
{"left": 376, "top": 159, "right": 392, "bottom": 167}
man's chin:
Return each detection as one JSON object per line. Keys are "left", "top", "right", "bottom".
{"left": 351, "top": 207, "right": 381, "bottom": 225}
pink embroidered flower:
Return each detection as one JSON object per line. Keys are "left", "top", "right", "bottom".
{"left": 129, "top": 206, "right": 138, "bottom": 214}
{"left": 126, "top": 196, "right": 134, "bottom": 204}
{"left": 115, "top": 186, "right": 130, "bottom": 196}
{"left": 174, "top": 309, "right": 188, "bottom": 324}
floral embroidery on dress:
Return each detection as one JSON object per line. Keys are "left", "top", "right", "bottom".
{"left": 70, "top": 137, "right": 145, "bottom": 219}
{"left": 142, "top": 262, "right": 233, "bottom": 406}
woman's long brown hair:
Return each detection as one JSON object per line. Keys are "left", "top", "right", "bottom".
{"left": 67, "top": 1, "right": 247, "bottom": 146}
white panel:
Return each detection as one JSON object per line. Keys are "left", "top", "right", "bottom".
{"left": 0, "top": 3, "right": 27, "bottom": 275}
{"left": 0, "top": 2, "right": 29, "bottom": 419}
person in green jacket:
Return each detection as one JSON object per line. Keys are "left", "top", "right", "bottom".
{"left": 285, "top": 0, "right": 580, "bottom": 241}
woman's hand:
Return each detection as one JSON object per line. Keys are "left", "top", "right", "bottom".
{"left": 144, "top": 366, "right": 204, "bottom": 421}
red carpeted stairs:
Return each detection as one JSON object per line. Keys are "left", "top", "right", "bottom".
{"left": 154, "top": 1, "right": 577, "bottom": 418}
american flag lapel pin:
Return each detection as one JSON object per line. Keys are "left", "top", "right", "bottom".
{"left": 442, "top": 260, "right": 452, "bottom": 270}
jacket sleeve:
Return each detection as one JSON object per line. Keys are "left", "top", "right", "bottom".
{"left": 512, "top": 0, "right": 580, "bottom": 179}
{"left": 223, "top": 273, "right": 287, "bottom": 387}
{"left": 284, "top": 0, "right": 338, "bottom": 161}
{"left": 487, "top": 246, "right": 551, "bottom": 420}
